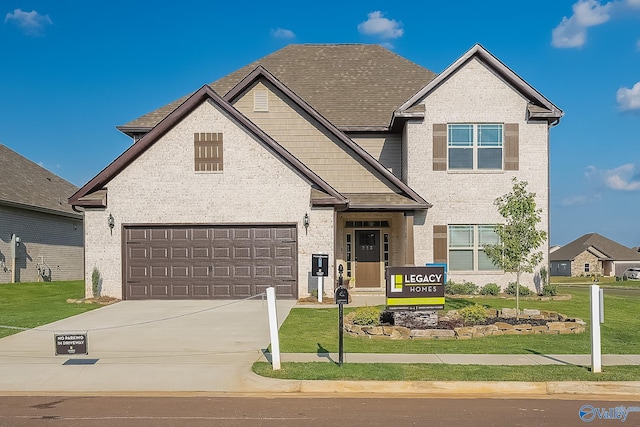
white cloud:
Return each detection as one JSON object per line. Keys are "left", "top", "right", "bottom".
{"left": 587, "top": 163, "right": 640, "bottom": 191}
{"left": 617, "top": 82, "right": 640, "bottom": 110}
{"left": 552, "top": 0, "right": 612, "bottom": 48}
{"left": 4, "top": 9, "right": 52, "bottom": 36}
{"left": 626, "top": 0, "right": 640, "bottom": 7}
{"left": 358, "top": 11, "right": 403, "bottom": 39}
{"left": 270, "top": 28, "right": 295, "bottom": 39}
{"left": 604, "top": 164, "right": 640, "bottom": 190}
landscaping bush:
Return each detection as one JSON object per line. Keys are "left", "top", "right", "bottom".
{"left": 458, "top": 304, "right": 488, "bottom": 326}
{"left": 444, "top": 280, "right": 478, "bottom": 295}
{"left": 91, "top": 267, "right": 101, "bottom": 298}
{"left": 541, "top": 284, "right": 558, "bottom": 296}
{"left": 352, "top": 305, "right": 381, "bottom": 326}
{"left": 479, "top": 283, "right": 501, "bottom": 296}
{"left": 505, "top": 282, "right": 531, "bottom": 296}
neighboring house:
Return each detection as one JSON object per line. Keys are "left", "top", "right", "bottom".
{"left": 549, "top": 233, "right": 640, "bottom": 277}
{"left": 0, "top": 144, "right": 83, "bottom": 283}
{"left": 69, "top": 44, "right": 563, "bottom": 300}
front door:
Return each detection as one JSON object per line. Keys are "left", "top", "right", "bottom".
{"left": 355, "top": 230, "right": 380, "bottom": 288}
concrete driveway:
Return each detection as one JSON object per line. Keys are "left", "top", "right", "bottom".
{"left": 0, "top": 297, "right": 296, "bottom": 393}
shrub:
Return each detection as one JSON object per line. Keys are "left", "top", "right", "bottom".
{"left": 444, "top": 280, "right": 478, "bottom": 295}
{"left": 352, "top": 305, "right": 381, "bottom": 326}
{"left": 479, "top": 283, "right": 501, "bottom": 296}
{"left": 541, "top": 284, "right": 558, "bottom": 296}
{"left": 91, "top": 267, "right": 101, "bottom": 298}
{"left": 458, "top": 304, "right": 488, "bottom": 326}
{"left": 505, "top": 282, "right": 531, "bottom": 296}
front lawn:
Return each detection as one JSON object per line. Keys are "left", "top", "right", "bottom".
{"left": 0, "top": 280, "right": 102, "bottom": 339}
{"left": 277, "top": 286, "right": 640, "bottom": 354}
{"left": 253, "top": 362, "right": 640, "bottom": 382}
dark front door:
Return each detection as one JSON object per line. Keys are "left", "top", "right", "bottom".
{"left": 354, "top": 230, "right": 381, "bottom": 288}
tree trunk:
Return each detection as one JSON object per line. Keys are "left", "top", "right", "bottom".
{"left": 516, "top": 268, "right": 521, "bottom": 320}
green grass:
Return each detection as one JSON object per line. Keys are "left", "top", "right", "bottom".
{"left": 253, "top": 362, "right": 640, "bottom": 382}
{"left": 278, "top": 286, "right": 640, "bottom": 354}
{"left": 0, "top": 280, "right": 101, "bottom": 339}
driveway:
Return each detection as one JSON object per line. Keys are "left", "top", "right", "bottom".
{"left": 0, "top": 298, "right": 296, "bottom": 393}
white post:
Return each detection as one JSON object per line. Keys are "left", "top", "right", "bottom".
{"left": 266, "top": 287, "right": 281, "bottom": 370}
{"left": 590, "top": 284, "right": 602, "bottom": 373}
{"left": 317, "top": 276, "right": 323, "bottom": 303}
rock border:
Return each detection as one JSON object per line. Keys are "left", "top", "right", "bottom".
{"left": 344, "top": 308, "right": 586, "bottom": 340}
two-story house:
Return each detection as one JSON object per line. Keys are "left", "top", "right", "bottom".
{"left": 69, "top": 44, "right": 562, "bottom": 300}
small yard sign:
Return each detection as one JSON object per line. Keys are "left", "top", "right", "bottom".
{"left": 386, "top": 265, "right": 446, "bottom": 311}
{"left": 55, "top": 333, "right": 88, "bottom": 356}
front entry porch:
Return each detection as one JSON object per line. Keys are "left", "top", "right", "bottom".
{"left": 336, "top": 212, "right": 415, "bottom": 291}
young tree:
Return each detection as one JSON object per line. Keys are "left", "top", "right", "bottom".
{"left": 484, "top": 178, "right": 547, "bottom": 318}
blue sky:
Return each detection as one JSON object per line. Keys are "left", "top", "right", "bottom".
{"left": 1, "top": 1, "right": 639, "bottom": 247}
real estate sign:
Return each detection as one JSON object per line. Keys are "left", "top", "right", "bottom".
{"left": 386, "top": 265, "right": 446, "bottom": 311}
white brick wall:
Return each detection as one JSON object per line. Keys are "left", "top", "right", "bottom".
{"left": 84, "top": 101, "right": 334, "bottom": 299}
{"left": 407, "top": 58, "right": 550, "bottom": 290}
{"left": 0, "top": 205, "right": 83, "bottom": 283}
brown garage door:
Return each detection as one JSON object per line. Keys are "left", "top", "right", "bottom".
{"left": 124, "top": 225, "right": 297, "bottom": 300}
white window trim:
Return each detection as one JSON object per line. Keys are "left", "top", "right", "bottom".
{"left": 447, "top": 123, "right": 504, "bottom": 171}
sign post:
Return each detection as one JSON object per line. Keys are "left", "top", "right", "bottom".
{"left": 590, "top": 284, "right": 603, "bottom": 373}
{"left": 335, "top": 265, "right": 349, "bottom": 366}
{"left": 266, "top": 287, "right": 281, "bottom": 370}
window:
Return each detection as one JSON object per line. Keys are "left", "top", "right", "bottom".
{"left": 448, "top": 124, "right": 503, "bottom": 170}
{"left": 448, "top": 225, "right": 500, "bottom": 271}
{"left": 194, "top": 132, "right": 223, "bottom": 172}
{"left": 584, "top": 263, "right": 590, "bottom": 273}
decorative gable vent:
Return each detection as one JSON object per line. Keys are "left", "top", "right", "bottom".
{"left": 254, "top": 90, "right": 268, "bottom": 112}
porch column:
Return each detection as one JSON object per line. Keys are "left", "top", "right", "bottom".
{"left": 404, "top": 212, "right": 415, "bottom": 266}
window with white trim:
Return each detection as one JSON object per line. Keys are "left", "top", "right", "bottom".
{"left": 448, "top": 124, "right": 503, "bottom": 170}
{"left": 448, "top": 225, "right": 500, "bottom": 271}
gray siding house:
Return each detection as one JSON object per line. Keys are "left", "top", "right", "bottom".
{"left": 0, "top": 144, "right": 83, "bottom": 283}
{"left": 70, "top": 44, "right": 562, "bottom": 300}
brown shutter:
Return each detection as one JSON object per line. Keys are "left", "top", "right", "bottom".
{"left": 433, "top": 123, "right": 447, "bottom": 171}
{"left": 194, "top": 132, "right": 223, "bottom": 172}
{"left": 433, "top": 225, "right": 448, "bottom": 264}
{"left": 504, "top": 123, "right": 519, "bottom": 171}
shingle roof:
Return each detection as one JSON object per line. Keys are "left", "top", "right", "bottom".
{"left": 119, "top": 44, "right": 437, "bottom": 132}
{"left": 0, "top": 144, "right": 81, "bottom": 218}
{"left": 550, "top": 233, "right": 640, "bottom": 262}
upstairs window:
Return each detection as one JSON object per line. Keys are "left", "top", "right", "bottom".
{"left": 194, "top": 132, "right": 223, "bottom": 172}
{"left": 448, "top": 124, "right": 503, "bottom": 170}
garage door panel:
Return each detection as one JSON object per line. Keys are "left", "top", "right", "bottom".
{"left": 193, "top": 266, "right": 210, "bottom": 278}
{"left": 171, "top": 266, "right": 189, "bottom": 278}
{"left": 170, "top": 229, "right": 189, "bottom": 240}
{"left": 150, "top": 284, "right": 170, "bottom": 297}
{"left": 192, "top": 228, "right": 210, "bottom": 240}
{"left": 151, "top": 229, "right": 169, "bottom": 240}
{"left": 124, "top": 225, "right": 297, "bottom": 300}
{"left": 129, "top": 247, "right": 149, "bottom": 260}
{"left": 192, "top": 247, "right": 211, "bottom": 259}
{"left": 151, "top": 247, "right": 168, "bottom": 259}
{"left": 233, "top": 247, "right": 251, "bottom": 259}
{"left": 193, "top": 284, "right": 211, "bottom": 297}
{"left": 171, "top": 247, "right": 189, "bottom": 260}
{"left": 151, "top": 266, "right": 169, "bottom": 278}
{"left": 128, "top": 228, "right": 149, "bottom": 241}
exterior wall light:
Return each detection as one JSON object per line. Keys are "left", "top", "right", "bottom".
{"left": 108, "top": 213, "right": 115, "bottom": 235}
{"left": 303, "top": 212, "right": 310, "bottom": 235}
